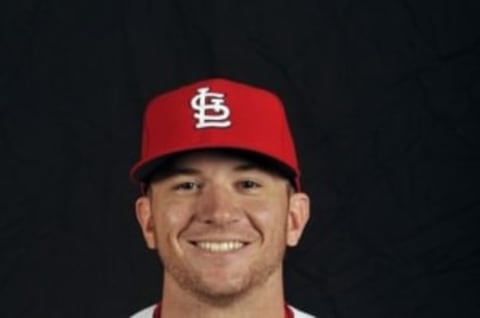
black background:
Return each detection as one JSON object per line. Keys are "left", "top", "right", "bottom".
{"left": 1, "top": 0, "right": 480, "bottom": 317}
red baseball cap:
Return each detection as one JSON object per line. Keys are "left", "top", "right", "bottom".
{"left": 130, "top": 78, "right": 301, "bottom": 190}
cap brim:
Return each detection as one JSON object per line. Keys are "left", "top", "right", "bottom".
{"left": 131, "top": 147, "right": 298, "bottom": 189}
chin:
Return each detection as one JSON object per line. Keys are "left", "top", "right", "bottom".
{"left": 201, "top": 274, "right": 247, "bottom": 294}
{"left": 187, "top": 270, "right": 253, "bottom": 303}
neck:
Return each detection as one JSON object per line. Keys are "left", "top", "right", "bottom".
{"left": 161, "top": 268, "right": 285, "bottom": 318}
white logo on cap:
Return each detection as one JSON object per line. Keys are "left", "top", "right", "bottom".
{"left": 190, "top": 87, "right": 231, "bottom": 128}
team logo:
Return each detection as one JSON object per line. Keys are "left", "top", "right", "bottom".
{"left": 190, "top": 87, "right": 231, "bottom": 128}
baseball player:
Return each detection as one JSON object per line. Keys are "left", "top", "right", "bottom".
{"left": 130, "top": 78, "right": 315, "bottom": 318}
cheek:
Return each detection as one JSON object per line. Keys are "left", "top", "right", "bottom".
{"left": 244, "top": 198, "right": 288, "bottom": 233}
{"left": 151, "top": 200, "right": 195, "bottom": 238}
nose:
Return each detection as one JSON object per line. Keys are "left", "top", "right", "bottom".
{"left": 195, "top": 184, "right": 241, "bottom": 225}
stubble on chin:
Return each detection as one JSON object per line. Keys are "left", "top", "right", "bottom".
{"left": 162, "top": 248, "right": 285, "bottom": 307}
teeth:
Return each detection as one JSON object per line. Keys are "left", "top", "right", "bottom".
{"left": 196, "top": 241, "right": 245, "bottom": 252}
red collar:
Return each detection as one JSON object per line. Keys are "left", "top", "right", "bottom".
{"left": 153, "top": 302, "right": 294, "bottom": 318}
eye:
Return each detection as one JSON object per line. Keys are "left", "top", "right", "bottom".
{"left": 173, "top": 181, "right": 201, "bottom": 191}
{"left": 238, "top": 180, "right": 261, "bottom": 189}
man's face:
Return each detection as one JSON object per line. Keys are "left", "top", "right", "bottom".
{"left": 135, "top": 151, "right": 309, "bottom": 301}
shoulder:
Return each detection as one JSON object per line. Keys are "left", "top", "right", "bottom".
{"left": 289, "top": 304, "right": 317, "bottom": 318}
{"left": 130, "top": 304, "right": 155, "bottom": 318}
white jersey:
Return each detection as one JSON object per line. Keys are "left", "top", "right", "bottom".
{"left": 131, "top": 304, "right": 316, "bottom": 318}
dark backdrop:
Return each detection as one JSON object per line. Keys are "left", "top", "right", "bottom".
{"left": 1, "top": 0, "right": 479, "bottom": 317}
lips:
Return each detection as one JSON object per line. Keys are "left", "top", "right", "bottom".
{"left": 192, "top": 241, "right": 247, "bottom": 252}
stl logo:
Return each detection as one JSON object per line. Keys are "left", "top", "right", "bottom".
{"left": 190, "top": 87, "right": 231, "bottom": 128}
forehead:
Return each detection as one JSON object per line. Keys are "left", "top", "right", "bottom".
{"left": 147, "top": 149, "right": 289, "bottom": 182}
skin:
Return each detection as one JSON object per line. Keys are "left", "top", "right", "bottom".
{"left": 136, "top": 151, "right": 310, "bottom": 318}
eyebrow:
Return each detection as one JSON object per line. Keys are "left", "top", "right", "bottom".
{"left": 157, "top": 167, "right": 201, "bottom": 178}
{"left": 233, "top": 163, "right": 263, "bottom": 172}
{"left": 148, "top": 162, "right": 270, "bottom": 184}
{"left": 167, "top": 163, "right": 262, "bottom": 176}
{"left": 169, "top": 163, "right": 260, "bottom": 174}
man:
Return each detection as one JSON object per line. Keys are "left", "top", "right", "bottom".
{"left": 130, "top": 78, "right": 314, "bottom": 317}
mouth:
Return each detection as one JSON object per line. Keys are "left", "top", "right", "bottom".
{"left": 191, "top": 240, "right": 248, "bottom": 253}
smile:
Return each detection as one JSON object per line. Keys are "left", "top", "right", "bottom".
{"left": 194, "top": 241, "right": 246, "bottom": 253}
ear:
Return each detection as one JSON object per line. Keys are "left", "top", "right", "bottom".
{"left": 286, "top": 192, "right": 310, "bottom": 247}
{"left": 135, "top": 196, "right": 157, "bottom": 249}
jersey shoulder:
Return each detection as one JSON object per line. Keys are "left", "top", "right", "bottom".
{"left": 130, "top": 304, "right": 155, "bottom": 318}
{"left": 290, "top": 304, "right": 317, "bottom": 318}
